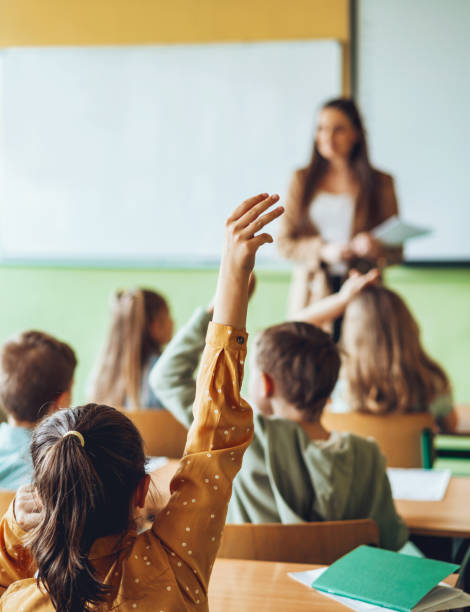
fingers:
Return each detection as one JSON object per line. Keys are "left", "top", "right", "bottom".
{"left": 234, "top": 194, "right": 280, "bottom": 230}
{"left": 362, "top": 268, "right": 380, "bottom": 284}
{"left": 226, "top": 193, "right": 269, "bottom": 224}
{"left": 251, "top": 233, "right": 274, "bottom": 249}
{"left": 240, "top": 204, "right": 284, "bottom": 239}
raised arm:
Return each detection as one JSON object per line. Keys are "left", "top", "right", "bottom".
{"left": 151, "top": 194, "right": 283, "bottom": 606}
{"left": 149, "top": 308, "right": 212, "bottom": 429}
{"left": 291, "top": 269, "right": 379, "bottom": 328}
{"left": 150, "top": 276, "right": 256, "bottom": 429}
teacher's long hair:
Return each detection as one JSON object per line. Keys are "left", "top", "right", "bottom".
{"left": 301, "top": 98, "right": 378, "bottom": 224}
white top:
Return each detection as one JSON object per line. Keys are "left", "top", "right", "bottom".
{"left": 310, "top": 191, "right": 355, "bottom": 275}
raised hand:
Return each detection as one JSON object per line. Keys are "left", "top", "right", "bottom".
{"left": 213, "top": 193, "right": 284, "bottom": 328}
{"left": 339, "top": 268, "right": 380, "bottom": 302}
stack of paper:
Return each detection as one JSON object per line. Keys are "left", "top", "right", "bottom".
{"left": 372, "top": 216, "right": 431, "bottom": 246}
{"left": 387, "top": 468, "right": 451, "bottom": 501}
{"left": 289, "top": 546, "right": 470, "bottom": 612}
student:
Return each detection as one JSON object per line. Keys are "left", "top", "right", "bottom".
{"left": 0, "top": 193, "right": 283, "bottom": 612}
{"left": 295, "top": 271, "right": 457, "bottom": 433}
{"left": 0, "top": 331, "right": 77, "bottom": 490}
{"left": 89, "top": 288, "right": 173, "bottom": 409}
{"left": 150, "top": 288, "right": 408, "bottom": 551}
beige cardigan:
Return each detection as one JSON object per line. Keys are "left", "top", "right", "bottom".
{"left": 278, "top": 168, "right": 403, "bottom": 313}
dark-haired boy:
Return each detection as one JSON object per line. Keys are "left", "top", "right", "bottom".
{"left": 0, "top": 331, "right": 77, "bottom": 489}
{"left": 151, "top": 312, "right": 408, "bottom": 551}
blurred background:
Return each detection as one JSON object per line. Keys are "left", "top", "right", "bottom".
{"left": 0, "top": 0, "right": 468, "bottom": 408}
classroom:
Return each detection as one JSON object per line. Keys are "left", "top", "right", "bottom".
{"left": 0, "top": 0, "right": 469, "bottom": 610}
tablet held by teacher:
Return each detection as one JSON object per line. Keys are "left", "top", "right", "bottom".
{"left": 278, "top": 98, "right": 402, "bottom": 319}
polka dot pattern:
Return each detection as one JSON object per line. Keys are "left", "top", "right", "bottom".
{"left": 0, "top": 322, "right": 250, "bottom": 611}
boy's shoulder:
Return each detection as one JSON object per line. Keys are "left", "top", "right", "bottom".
{"left": 0, "top": 422, "right": 33, "bottom": 448}
{"left": 254, "top": 415, "right": 383, "bottom": 457}
{"left": 0, "top": 423, "right": 34, "bottom": 490}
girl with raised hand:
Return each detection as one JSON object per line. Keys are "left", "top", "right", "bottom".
{"left": 0, "top": 193, "right": 283, "bottom": 612}
{"left": 89, "top": 288, "right": 173, "bottom": 409}
{"left": 294, "top": 272, "right": 456, "bottom": 433}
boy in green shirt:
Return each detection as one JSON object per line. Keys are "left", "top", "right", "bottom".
{"left": 150, "top": 298, "right": 408, "bottom": 551}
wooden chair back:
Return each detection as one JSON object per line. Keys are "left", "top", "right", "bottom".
{"left": 121, "top": 410, "right": 188, "bottom": 458}
{"left": 455, "top": 403, "right": 470, "bottom": 434}
{"left": 218, "top": 519, "right": 379, "bottom": 565}
{"left": 0, "top": 490, "right": 15, "bottom": 518}
{"left": 321, "top": 411, "right": 434, "bottom": 468}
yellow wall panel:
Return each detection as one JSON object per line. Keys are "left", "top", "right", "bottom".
{"left": 0, "top": 0, "right": 349, "bottom": 46}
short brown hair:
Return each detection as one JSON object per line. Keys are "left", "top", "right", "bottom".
{"left": 254, "top": 322, "right": 340, "bottom": 422}
{"left": 0, "top": 331, "right": 77, "bottom": 423}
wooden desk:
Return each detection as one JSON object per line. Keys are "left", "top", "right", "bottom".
{"left": 395, "top": 476, "right": 470, "bottom": 538}
{"left": 209, "top": 559, "right": 347, "bottom": 611}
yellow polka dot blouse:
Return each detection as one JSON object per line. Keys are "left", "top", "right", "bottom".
{"left": 0, "top": 323, "right": 252, "bottom": 611}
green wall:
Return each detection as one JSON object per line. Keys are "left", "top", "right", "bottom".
{"left": 0, "top": 264, "right": 468, "bottom": 404}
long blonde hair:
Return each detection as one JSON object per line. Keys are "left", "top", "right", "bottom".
{"left": 341, "top": 285, "right": 450, "bottom": 414}
{"left": 90, "top": 289, "right": 168, "bottom": 409}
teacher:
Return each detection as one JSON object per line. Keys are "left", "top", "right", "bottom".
{"left": 278, "top": 98, "right": 402, "bottom": 316}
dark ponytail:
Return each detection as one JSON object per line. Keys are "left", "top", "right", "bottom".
{"left": 28, "top": 404, "right": 146, "bottom": 612}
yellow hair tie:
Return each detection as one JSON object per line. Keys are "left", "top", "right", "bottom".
{"left": 63, "top": 430, "right": 85, "bottom": 448}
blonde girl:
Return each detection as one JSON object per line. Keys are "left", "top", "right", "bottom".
{"left": 294, "top": 271, "right": 456, "bottom": 432}
{"left": 90, "top": 289, "right": 173, "bottom": 409}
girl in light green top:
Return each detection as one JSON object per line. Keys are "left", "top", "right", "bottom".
{"left": 294, "top": 271, "right": 456, "bottom": 433}
{"left": 151, "top": 301, "right": 408, "bottom": 551}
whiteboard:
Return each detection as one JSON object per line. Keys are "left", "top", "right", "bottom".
{"left": 357, "top": 0, "right": 470, "bottom": 261}
{"left": 0, "top": 41, "right": 341, "bottom": 264}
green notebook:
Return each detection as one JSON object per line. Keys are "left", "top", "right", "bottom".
{"left": 312, "top": 546, "right": 459, "bottom": 612}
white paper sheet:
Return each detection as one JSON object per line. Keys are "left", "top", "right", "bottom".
{"left": 387, "top": 468, "right": 451, "bottom": 501}
{"left": 288, "top": 568, "right": 470, "bottom": 612}
{"left": 372, "top": 216, "right": 432, "bottom": 246}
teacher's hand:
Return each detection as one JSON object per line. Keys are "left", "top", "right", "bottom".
{"left": 320, "top": 242, "right": 353, "bottom": 264}
{"left": 350, "top": 232, "right": 381, "bottom": 259}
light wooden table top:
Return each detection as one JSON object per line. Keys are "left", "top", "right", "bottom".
{"left": 395, "top": 476, "right": 470, "bottom": 538}
{"left": 209, "top": 559, "right": 347, "bottom": 611}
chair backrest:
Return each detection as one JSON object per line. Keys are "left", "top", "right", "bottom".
{"left": 456, "top": 403, "right": 470, "bottom": 434}
{"left": 0, "top": 490, "right": 15, "bottom": 518}
{"left": 121, "top": 410, "right": 188, "bottom": 458}
{"left": 218, "top": 520, "right": 379, "bottom": 565}
{"left": 321, "top": 411, "right": 435, "bottom": 468}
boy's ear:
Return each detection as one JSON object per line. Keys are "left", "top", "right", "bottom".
{"left": 48, "top": 387, "right": 72, "bottom": 415}
{"left": 134, "top": 474, "right": 151, "bottom": 509}
{"left": 261, "top": 372, "right": 275, "bottom": 398}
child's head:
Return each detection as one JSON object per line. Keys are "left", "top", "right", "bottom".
{"left": 0, "top": 331, "right": 77, "bottom": 426}
{"left": 28, "top": 403, "right": 148, "bottom": 612}
{"left": 341, "top": 284, "right": 450, "bottom": 413}
{"left": 250, "top": 321, "right": 340, "bottom": 422}
{"left": 91, "top": 288, "right": 173, "bottom": 408}
{"left": 115, "top": 288, "right": 173, "bottom": 355}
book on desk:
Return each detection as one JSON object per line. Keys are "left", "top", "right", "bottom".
{"left": 290, "top": 545, "right": 470, "bottom": 612}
